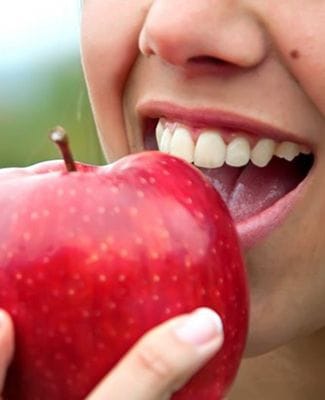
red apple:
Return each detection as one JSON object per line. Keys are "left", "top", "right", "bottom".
{"left": 0, "top": 129, "right": 248, "bottom": 399}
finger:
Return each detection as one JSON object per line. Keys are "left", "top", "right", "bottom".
{"left": 87, "top": 307, "right": 223, "bottom": 400}
{"left": 0, "top": 310, "right": 14, "bottom": 393}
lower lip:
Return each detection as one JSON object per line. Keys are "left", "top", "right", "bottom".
{"left": 234, "top": 169, "right": 313, "bottom": 250}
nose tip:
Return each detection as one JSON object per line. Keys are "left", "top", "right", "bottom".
{"left": 139, "top": 1, "right": 267, "bottom": 70}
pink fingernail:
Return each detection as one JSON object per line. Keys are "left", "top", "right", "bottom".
{"left": 174, "top": 308, "right": 223, "bottom": 346}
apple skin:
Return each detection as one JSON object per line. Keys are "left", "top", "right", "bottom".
{"left": 0, "top": 151, "right": 248, "bottom": 400}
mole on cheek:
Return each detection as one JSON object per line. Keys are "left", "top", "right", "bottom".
{"left": 290, "top": 49, "right": 300, "bottom": 60}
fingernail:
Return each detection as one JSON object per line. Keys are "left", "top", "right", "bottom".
{"left": 174, "top": 308, "right": 223, "bottom": 346}
{"left": 0, "top": 310, "right": 6, "bottom": 328}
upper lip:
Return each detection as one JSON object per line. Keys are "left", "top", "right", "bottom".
{"left": 138, "top": 100, "right": 311, "bottom": 146}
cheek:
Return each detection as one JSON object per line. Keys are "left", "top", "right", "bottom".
{"left": 267, "top": 4, "right": 325, "bottom": 115}
{"left": 81, "top": 0, "right": 151, "bottom": 161}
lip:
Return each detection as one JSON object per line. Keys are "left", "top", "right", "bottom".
{"left": 138, "top": 100, "right": 315, "bottom": 249}
{"left": 138, "top": 100, "right": 312, "bottom": 147}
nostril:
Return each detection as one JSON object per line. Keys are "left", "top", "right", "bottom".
{"left": 189, "top": 56, "right": 229, "bottom": 66}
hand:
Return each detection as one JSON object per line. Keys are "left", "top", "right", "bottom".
{"left": 0, "top": 308, "right": 223, "bottom": 400}
{"left": 0, "top": 310, "right": 14, "bottom": 398}
{"left": 86, "top": 308, "right": 224, "bottom": 400}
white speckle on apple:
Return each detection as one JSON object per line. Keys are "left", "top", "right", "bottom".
{"left": 185, "top": 197, "right": 193, "bottom": 205}
{"left": 15, "top": 273, "right": 23, "bottom": 281}
{"left": 218, "top": 278, "right": 224, "bottom": 285}
{"left": 137, "top": 190, "right": 145, "bottom": 198}
{"left": 139, "top": 177, "right": 147, "bottom": 184}
{"left": 150, "top": 251, "right": 159, "bottom": 260}
{"left": 100, "top": 242, "right": 108, "bottom": 251}
{"left": 184, "top": 256, "right": 192, "bottom": 269}
{"left": 59, "top": 324, "right": 68, "bottom": 334}
{"left": 68, "top": 289, "right": 76, "bottom": 296}
{"left": 108, "top": 301, "right": 117, "bottom": 310}
{"left": 162, "top": 169, "right": 170, "bottom": 176}
{"left": 200, "top": 288, "right": 207, "bottom": 296}
{"left": 69, "top": 206, "right": 77, "bottom": 214}
{"left": 43, "top": 257, "right": 50, "bottom": 264}
{"left": 69, "top": 189, "right": 77, "bottom": 197}
{"left": 113, "top": 206, "right": 121, "bottom": 214}
{"left": 98, "top": 274, "right": 107, "bottom": 283}
{"left": 159, "top": 229, "right": 170, "bottom": 239}
{"left": 57, "top": 188, "right": 64, "bottom": 197}
{"left": 218, "top": 239, "right": 224, "bottom": 247}
{"left": 65, "top": 336, "right": 73, "bottom": 344}
{"left": 42, "top": 209, "right": 50, "bottom": 217}
{"left": 97, "top": 342, "right": 106, "bottom": 350}
{"left": 118, "top": 274, "right": 126, "bottom": 282}
{"left": 165, "top": 307, "right": 171, "bottom": 315}
{"left": 11, "top": 213, "right": 19, "bottom": 222}
{"left": 198, "top": 248, "right": 205, "bottom": 256}
{"left": 149, "top": 177, "right": 156, "bottom": 184}
{"left": 138, "top": 298, "right": 144, "bottom": 305}
{"left": 172, "top": 275, "right": 179, "bottom": 282}
{"left": 82, "top": 310, "right": 90, "bottom": 318}
{"left": 30, "top": 212, "right": 39, "bottom": 220}
{"left": 66, "top": 378, "right": 74, "bottom": 386}
{"left": 152, "top": 274, "right": 160, "bottom": 282}
{"left": 85, "top": 254, "right": 99, "bottom": 264}
{"left": 83, "top": 215, "right": 91, "bottom": 223}
{"left": 110, "top": 186, "right": 119, "bottom": 194}
{"left": 97, "top": 206, "right": 106, "bottom": 214}
{"left": 214, "top": 213, "right": 220, "bottom": 220}
{"left": 110, "top": 329, "right": 117, "bottom": 337}
{"left": 212, "top": 248, "right": 217, "bottom": 255}
{"left": 23, "top": 232, "right": 31, "bottom": 242}
{"left": 26, "top": 278, "right": 34, "bottom": 286}
{"left": 152, "top": 294, "right": 160, "bottom": 301}
{"left": 186, "top": 179, "right": 193, "bottom": 187}
{"left": 176, "top": 302, "right": 183, "bottom": 309}
{"left": 42, "top": 305, "right": 49, "bottom": 314}
{"left": 106, "top": 235, "right": 115, "bottom": 245}
{"left": 129, "top": 207, "right": 139, "bottom": 217}
{"left": 73, "top": 273, "right": 81, "bottom": 280}
{"left": 48, "top": 330, "right": 55, "bottom": 338}
{"left": 196, "top": 211, "right": 205, "bottom": 220}
{"left": 135, "top": 236, "right": 144, "bottom": 245}
{"left": 120, "top": 249, "right": 128, "bottom": 258}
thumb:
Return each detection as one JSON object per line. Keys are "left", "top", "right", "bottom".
{"left": 0, "top": 310, "right": 14, "bottom": 393}
{"left": 87, "top": 307, "right": 224, "bottom": 400}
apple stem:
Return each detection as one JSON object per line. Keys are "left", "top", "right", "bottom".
{"left": 49, "top": 127, "right": 77, "bottom": 172}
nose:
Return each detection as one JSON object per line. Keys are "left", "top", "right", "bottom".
{"left": 139, "top": 0, "right": 267, "bottom": 70}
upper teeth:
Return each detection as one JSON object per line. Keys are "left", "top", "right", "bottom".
{"left": 155, "top": 120, "right": 310, "bottom": 168}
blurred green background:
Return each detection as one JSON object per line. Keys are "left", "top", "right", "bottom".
{"left": 0, "top": 0, "right": 105, "bottom": 168}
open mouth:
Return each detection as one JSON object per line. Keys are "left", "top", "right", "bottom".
{"left": 142, "top": 115, "right": 314, "bottom": 248}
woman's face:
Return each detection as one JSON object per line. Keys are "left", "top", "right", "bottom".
{"left": 81, "top": 0, "right": 325, "bottom": 356}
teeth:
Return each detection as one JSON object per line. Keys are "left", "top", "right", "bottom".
{"left": 275, "top": 141, "right": 300, "bottom": 161}
{"left": 194, "top": 131, "right": 226, "bottom": 168}
{"left": 169, "top": 127, "right": 195, "bottom": 163}
{"left": 300, "top": 145, "right": 311, "bottom": 155}
{"left": 251, "top": 139, "right": 276, "bottom": 167}
{"left": 155, "top": 120, "right": 165, "bottom": 145}
{"left": 160, "top": 128, "right": 173, "bottom": 153}
{"left": 155, "top": 120, "right": 311, "bottom": 168}
{"left": 226, "top": 137, "right": 251, "bottom": 167}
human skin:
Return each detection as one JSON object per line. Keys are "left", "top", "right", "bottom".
{"left": 80, "top": 1, "right": 325, "bottom": 399}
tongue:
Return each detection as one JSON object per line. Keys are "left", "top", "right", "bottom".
{"left": 200, "top": 157, "right": 307, "bottom": 223}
